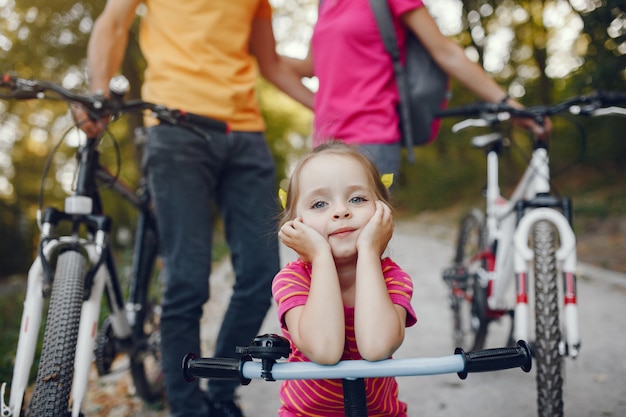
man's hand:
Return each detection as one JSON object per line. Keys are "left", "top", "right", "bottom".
{"left": 70, "top": 104, "right": 110, "bottom": 139}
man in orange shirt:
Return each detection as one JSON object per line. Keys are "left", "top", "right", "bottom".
{"left": 74, "top": 1, "right": 313, "bottom": 416}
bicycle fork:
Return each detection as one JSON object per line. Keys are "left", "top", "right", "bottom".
{"left": 512, "top": 207, "right": 581, "bottom": 358}
{"left": 2, "top": 238, "right": 132, "bottom": 417}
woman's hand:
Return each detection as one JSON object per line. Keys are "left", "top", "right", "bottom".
{"left": 506, "top": 97, "right": 553, "bottom": 139}
{"left": 279, "top": 218, "right": 331, "bottom": 263}
{"left": 357, "top": 201, "right": 393, "bottom": 257}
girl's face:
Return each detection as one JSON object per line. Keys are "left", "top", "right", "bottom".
{"left": 295, "top": 154, "right": 377, "bottom": 259}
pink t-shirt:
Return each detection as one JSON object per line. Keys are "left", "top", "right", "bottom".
{"left": 272, "top": 257, "right": 417, "bottom": 417}
{"left": 312, "top": 0, "right": 424, "bottom": 146}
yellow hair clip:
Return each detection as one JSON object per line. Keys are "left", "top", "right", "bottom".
{"left": 278, "top": 188, "right": 288, "bottom": 209}
{"left": 381, "top": 173, "right": 394, "bottom": 189}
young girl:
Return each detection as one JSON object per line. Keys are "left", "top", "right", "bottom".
{"left": 272, "top": 141, "right": 417, "bottom": 416}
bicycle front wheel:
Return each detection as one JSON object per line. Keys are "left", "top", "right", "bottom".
{"left": 533, "top": 221, "right": 564, "bottom": 417}
{"left": 451, "top": 209, "right": 488, "bottom": 351}
{"left": 27, "top": 249, "right": 86, "bottom": 417}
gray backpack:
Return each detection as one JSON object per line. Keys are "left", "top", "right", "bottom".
{"left": 369, "top": 0, "right": 450, "bottom": 162}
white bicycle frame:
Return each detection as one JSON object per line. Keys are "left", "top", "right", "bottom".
{"left": 478, "top": 134, "right": 580, "bottom": 358}
{"left": 2, "top": 197, "right": 134, "bottom": 417}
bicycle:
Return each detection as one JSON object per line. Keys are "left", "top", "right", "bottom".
{"left": 0, "top": 73, "right": 228, "bottom": 417}
{"left": 438, "top": 92, "right": 626, "bottom": 417}
{"left": 181, "top": 333, "right": 532, "bottom": 417}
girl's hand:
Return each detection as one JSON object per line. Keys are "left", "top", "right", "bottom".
{"left": 357, "top": 201, "right": 393, "bottom": 257}
{"left": 279, "top": 218, "right": 330, "bottom": 263}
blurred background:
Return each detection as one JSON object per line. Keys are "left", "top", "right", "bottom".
{"left": 0, "top": 0, "right": 624, "bottom": 389}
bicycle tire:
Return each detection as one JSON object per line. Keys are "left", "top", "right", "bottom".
{"left": 451, "top": 209, "right": 488, "bottom": 351}
{"left": 533, "top": 221, "right": 564, "bottom": 417}
{"left": 27, "top": 249, "right": 86, "bottom": 417}
{"left": 129, "top": 296, "right": 163, "bottom": 403}
{"left": 128, "top": 224, "right": 164, "bottom": 403}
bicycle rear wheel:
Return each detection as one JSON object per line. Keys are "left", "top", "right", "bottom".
{"left": 448, "top": 209, "right": 488, "bottom": 351}
{"left": 128, "top": 216, "right": 164, "bottom": 404}
{"left": 27, "top": 249, "right": 86, "bottom": 417}
{"left": 533, "top": 221, "right": 564, "bottom": 417}
{"left": 130, "top": 297, "right": 163, "bottom": 403}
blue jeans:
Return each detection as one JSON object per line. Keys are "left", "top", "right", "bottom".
{"left": 143, "top": 125, "right": 280, "bottom": 417}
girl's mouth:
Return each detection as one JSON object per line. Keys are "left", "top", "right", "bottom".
{"left": 329, "top": 228, "right": 356, "bottom": 238}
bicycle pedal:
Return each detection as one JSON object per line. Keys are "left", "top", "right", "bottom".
{"left": 486, "top": 308, "right": 509, "bottom": 319}
{"left": 442, "top": 266, "right": 470, "bottom": 286}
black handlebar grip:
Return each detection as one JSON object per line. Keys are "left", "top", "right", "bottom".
{"left": 599, "top": 90, "right": 626, "bottom": 106}
{"left": 182, "top": 353, "right": 250, "bottom": 385}
{"left": 435, "top": 103, "right": 482, "bottom": 118}
{"left": 456, "top": 340, "right": 532, "bottom": 380}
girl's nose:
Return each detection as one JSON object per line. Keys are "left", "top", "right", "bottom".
{"left": 333, "top": 205, "right": 351, "bottom": 219}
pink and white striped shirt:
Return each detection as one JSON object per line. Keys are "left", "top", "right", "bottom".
{"left": 272, "top": 257, "right": 417, "bottom": 416}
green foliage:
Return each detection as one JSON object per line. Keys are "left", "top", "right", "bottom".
{"left": 571, "top": 0, "right": 626, "bottom": 91}
{"left": 258, "top": 78, "right": 313, "bottom": 188}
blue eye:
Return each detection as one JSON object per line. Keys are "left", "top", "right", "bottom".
{"left": 312, "top": 201, "right": 327, "bottom": 209}
{"left": 350, "top": 196, "right": 366, "bottom": 204}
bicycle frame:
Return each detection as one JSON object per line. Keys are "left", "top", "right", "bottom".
{"left": 4, "top": 137, "right": 159, "bottom": 417}
{"left": 480, "top": 135, "right": 580, "bottom": 358}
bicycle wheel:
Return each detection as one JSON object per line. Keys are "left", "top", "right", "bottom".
{"left": 449, "top": 209, "right": 488, "bottom": 351}
{"left": 533, "top": 221, "right": 563, "bottom": 417}
{"left": 27, "top": 249, "right": 86, "bottom": 417}
{"left": 130, "top": 295, "right": 163, "bottom": 403}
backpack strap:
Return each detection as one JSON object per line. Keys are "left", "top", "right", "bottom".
{"left": 368, "top": 0, "right": 416, "bottom": 161}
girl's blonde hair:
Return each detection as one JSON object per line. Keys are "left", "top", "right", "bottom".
{"left": 280, "top": 141, "right": 392, "bottom": 228}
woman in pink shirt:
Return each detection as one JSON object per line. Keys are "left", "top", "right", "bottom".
{"left": 272, "top": 142, "right": 417, "bottom": 416}
{"left": 286, "top": 0, "right": 548, "bottom": 178}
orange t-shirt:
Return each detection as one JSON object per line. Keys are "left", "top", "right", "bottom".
{"left": 139, "top": 0, "right": 271, "bottom": 131}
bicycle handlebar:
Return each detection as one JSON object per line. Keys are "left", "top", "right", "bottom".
{"left": 182, "top": 338, "right": 531, "bottom": 383}
{"left": 0, "top": 73, "right": 229, "bottom": 134}
{"left": 435, "top": 91, "right": 626, "bottom": 132}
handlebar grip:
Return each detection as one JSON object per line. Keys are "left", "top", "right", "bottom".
{"left": 598, "top": 90, "right": 626, "bottom": 106}
{"left": 435, "top": 103, "right": 483, "bottom": 118}
{"left": 182, "top": 353, "right": 249, "bottom": 384}
{"left": 456, "top": 340, "right": 532, "bottom": 379}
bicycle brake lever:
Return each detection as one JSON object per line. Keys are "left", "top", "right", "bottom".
{"left": 594, "top": 107, "right": 626, "bottom": 116}
{"left": 0, "top": 75, "right": 42, "bottom": 99}
{"left": 452, "top": 118, "right": 489, "bottom": 133}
